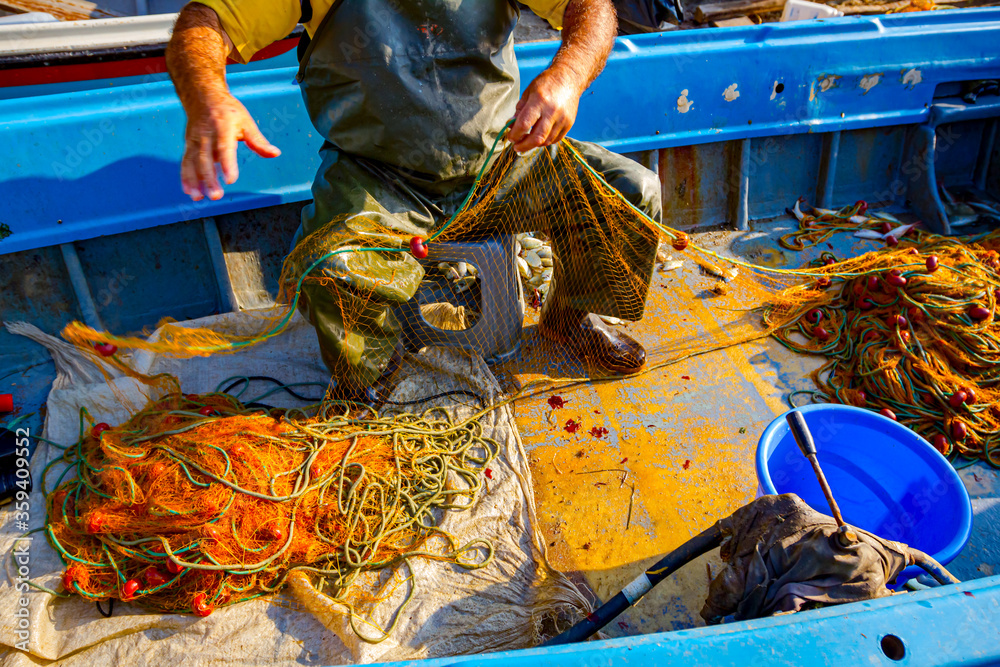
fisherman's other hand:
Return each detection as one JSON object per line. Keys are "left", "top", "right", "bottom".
{"left": 180, "top": 93, "right": 281, "bottom": 201}
{"left": 509, "top": 66, "right": 585, "bottom": 153}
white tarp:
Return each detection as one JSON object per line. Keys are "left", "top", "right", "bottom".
{"left": 0, "top": 313, "right": 591, "bottom": 666}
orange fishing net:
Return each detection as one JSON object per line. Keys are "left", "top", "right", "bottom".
{"left": 768, "top": 207, "right": 1000, "bottom": 465}
{"left": 45, "top": 391, "right": 498, "bottom": 632}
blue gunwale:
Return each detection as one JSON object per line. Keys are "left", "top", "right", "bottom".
{"left": 2, "top": 9, "right": 1000, "bottom": 255}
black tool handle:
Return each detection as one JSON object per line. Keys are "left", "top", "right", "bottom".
{"left": 786, "top": 410, "right": 817, "bottom": 457}
{"left": 542, "top": 524, "right": 722, "bottom": 646}
{"left": 784, "top": 409, "right": 847, "bottom": 528}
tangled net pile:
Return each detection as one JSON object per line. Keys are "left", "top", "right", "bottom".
{"left": 44, "top": 390, "right": 498, "bottom": 632}
{"left": 770, "top": 202, "right": 1000, "bottom": 465}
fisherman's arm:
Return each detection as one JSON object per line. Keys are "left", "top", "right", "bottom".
{"left": 166, "top": 2, "right": 284, "bottom": 201}
{"left": 508, "top": 0, "right": 617, "bottom": 152}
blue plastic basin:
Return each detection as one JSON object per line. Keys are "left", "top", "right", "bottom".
{"left": 756, "top": 404, "right": 972, "bottom": 583}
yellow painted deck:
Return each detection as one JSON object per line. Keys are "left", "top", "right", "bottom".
{"left": 506, "top": 221, "right": 997, "bottom": 636}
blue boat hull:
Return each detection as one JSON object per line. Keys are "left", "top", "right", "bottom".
{"left": 1, "top": 10, "right": 999, "bottom": 665}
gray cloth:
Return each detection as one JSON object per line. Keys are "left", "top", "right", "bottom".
{"left": 701, "top": 494, "right": 910, "bottom": 624}
{"left": 0, "top": 314, "right": 594, "bottom": 665}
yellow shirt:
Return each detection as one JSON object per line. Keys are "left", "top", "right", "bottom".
{"left": 199, "top": 0, "right": 568, "bottom": 63}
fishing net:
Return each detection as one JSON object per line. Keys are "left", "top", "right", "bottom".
{"left": 48, "top": 135, "right": 1000, "bottom": 631}
{"left": 4, "top": 315, "right": 594, "bottom": 665}
{"left": 46, "top": 396, "right": 499, "bottom": 624}
{"left": 771, "top": 203, "right": 1000, "bottom": 466}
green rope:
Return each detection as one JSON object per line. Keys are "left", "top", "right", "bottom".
{"left": 42, "top": 394, "right": 500, "bottom": 636}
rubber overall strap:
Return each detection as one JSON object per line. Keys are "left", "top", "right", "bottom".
{"left": 296, "top": 0, "right": 314, "bottom": 61}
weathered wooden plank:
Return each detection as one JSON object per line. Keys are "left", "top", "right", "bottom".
{"left": 839, "top": 0, "right": 1000, "bottom": 13}
{"left": 0, "top": 0, "right": 121, "bottom": 21}
{"left": 696, "top": 0, "right": 1000, "bottom": 23}
{"left": 695, "top": 0, "right": 783, "bottom": 23}
{"left": 711, "top": 15, "right": 757, "bottom": 25}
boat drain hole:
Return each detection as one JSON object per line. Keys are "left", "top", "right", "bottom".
{"left": 774, "top": 82, "right": 785, "bottom": 94}
{"left": 881, "top": 634, "right": 906, "bottom": 661}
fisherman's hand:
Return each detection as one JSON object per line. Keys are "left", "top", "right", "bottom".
{"left": 180, "top": 93, "right": 281, "bottom": 201}
{"left": 509, "top": 66, "right": 585, "bottom": 153}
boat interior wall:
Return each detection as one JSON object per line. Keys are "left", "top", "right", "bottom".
{"left": 4, "top": 13, "right": 998, "bottom": 252}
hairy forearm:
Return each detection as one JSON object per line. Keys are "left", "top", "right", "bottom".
{"left": 550, "top": 0, "right": 617, "bottom": 93}
{"left": 165, "top": 3, "right": 234, "bottom": 111}
{"left": 507, "top": 0, "right": 616, "bottom": 149}
{"left": 166, "top": 3, "right": 279, "bottom": 200}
